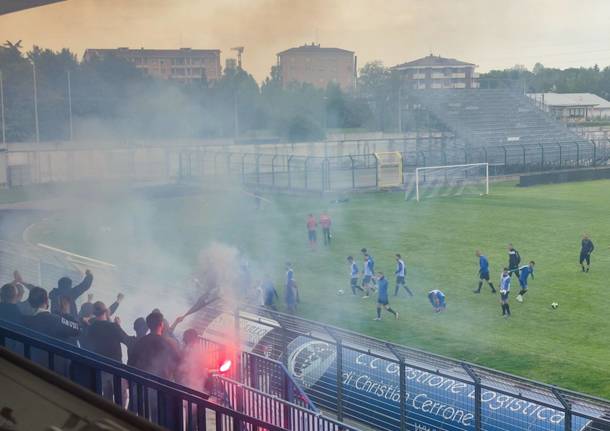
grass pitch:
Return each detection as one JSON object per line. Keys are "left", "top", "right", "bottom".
{"left": 22, "top": 179, "right": 610, "bottom": 398}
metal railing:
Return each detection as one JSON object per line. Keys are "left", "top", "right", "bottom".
{"left": 0, "top": 319, "right": 287, "bottom": 431}
{"left": 200, "top": 336, "right": 318, "bottom": 412}
{"left": 0, "top": 319, "right": 358, "bottom": 431}
{"left": 192, "top": 304, "right": 610, "bottom": 431}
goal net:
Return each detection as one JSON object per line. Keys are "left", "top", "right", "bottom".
{"left": 407, "top": 163, "right": 489, "bottom": 201}
{"left": 374, "top": 152, "right": 403, "bottom": 188}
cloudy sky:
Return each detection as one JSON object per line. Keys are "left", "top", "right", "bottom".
{"left": 2, "top": 0, "right": 610, "bottom": 82}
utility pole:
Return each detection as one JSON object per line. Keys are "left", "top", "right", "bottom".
{"left": 0, "top": 70, "right": 6, "bottom": 145}
{"left": 31, "top": 60, "right": 40, "bottom": 143}
{"left": 67, "top": 70, "right": 73, "bottom": 141}
{"left": 233, "top": 89, "right": 239, "bottom": 139}
{"left": 398, "top": 86, "right": 403, "bottom": 133}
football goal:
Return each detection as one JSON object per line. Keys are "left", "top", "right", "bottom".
{"left": 409, "top": 163, "right": 489, "bottom": 201}
{"left": 374, "top": 152, "right": 403, "bottom": 188}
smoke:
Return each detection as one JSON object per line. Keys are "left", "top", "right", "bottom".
{"left": 3, "top": 0, "right": 610, "bottom": 80}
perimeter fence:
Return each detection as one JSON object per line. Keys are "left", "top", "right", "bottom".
{"left": 177, "top": 139, "right": 609, "bottom": 193}
{"left": 3, "top": 137, "right": 607, "bottom": 192}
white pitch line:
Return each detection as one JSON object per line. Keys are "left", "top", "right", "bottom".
{"left": 37, "top": 243, "right": 116, "bottom": 268}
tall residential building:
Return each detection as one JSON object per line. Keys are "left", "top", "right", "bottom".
{"left": 276, "top": 43, "right": 356, "bottom": 91}
{"left": 83, "top": 48, "right": 222, "bottom": 82}
{"left": 392, "top": 54, "right": 479, "bottom": 90}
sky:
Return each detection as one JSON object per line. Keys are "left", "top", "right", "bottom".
{"left": 1, "top": 0, "right": 610, "bottom": 83}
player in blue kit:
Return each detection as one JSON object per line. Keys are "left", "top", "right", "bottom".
{"left": 374, "top": 272, "right": 398, "bottom": 321}
{"left": 499, "top": 268, "right": 511, "bottom": 318}
{"left": 516, "top": 261, "right": 535, "bottom": 303}
{"left": 428, "top": 290, "right": 446, "bottom": 313}
{"left": 361, "top": 254, "right": 375, "bottom": 298}
{"left": 394, "top": 254, "right": 413, "bottom": 297}
{"left": 347, "top": 256, "right": 364, "bottom": 295}
{"left": 474, "top": 250, "right": 496, "bottom": 293}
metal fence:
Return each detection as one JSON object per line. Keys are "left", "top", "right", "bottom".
{"left": 192, "top": 303, "right": 610, "bottom": 431}
{"left": 1, "top": 137, "right": 608, "bottom": 192}
{"left": 0, "top": 320, "right": 288, "bottom": 431}
{"left": 177, "top": 140, "right": 610, "bottom": 193}
{"left": 0, "top": 320, "right": 358, "bottom": 431}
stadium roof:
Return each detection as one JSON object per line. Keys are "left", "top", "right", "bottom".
{"left": 392, "top": 54, "right": 476, "bottom": 70}
{"left": 277, "top": 43, "right": 354, "bottom": 56}
{"left": 528, "top": 92, "right": 610, "bottom": 108}
{"left": 0, "top": 0, "right": 65, "bottom": 15}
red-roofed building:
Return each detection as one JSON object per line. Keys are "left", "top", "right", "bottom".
{"left": 392, "top": 54, "right": 479, "bottom": 90}
{"left": 277, "top": 43, "right": 356, "bottom": 91}
{"left": 83, "top": 48, "right": 222, "bottom": 82}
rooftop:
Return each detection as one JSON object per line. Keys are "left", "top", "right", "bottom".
{"left": 84, "top": 48, "right": 221, "bottom": 58}
{"left": 528, "top": 92, "right": 610, "bottom": 108}
{"left": 277, "top": 43, "right": 354, "bottom": 56}
{"left": 392, "top": 54, "right": 476, "bottom": 70}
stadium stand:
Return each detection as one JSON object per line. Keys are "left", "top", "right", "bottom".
{"left": 406, "top": 88, "right": 592, "bottom": 148}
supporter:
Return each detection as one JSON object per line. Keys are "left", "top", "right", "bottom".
{"left": 78, "top": 293, "right": 95, "bottom": 319}
{"left": 24, "top": 287, "right": 80, "bottom": 342}
{"left": 177, "top": 328, "right": 208, "bottom": 391}
{"left": 127, "top": 311, "right": 181, "bottom": 380}
{"left": 49, "top": 270, "right": 94, "bottom": 319}
{"left": 80, "top": 293, "right": 124, "bottom": 321}
{"left": 0, "top": 283, "right": 23, "bottom": 325}
{"left": 58, "top": 295, "right": 80, "bottom": 346}
{"left": 85, "top": 301, "right": 134, "bottom": 363}
{"left": 12, "top": 271, "right": 36, "bottom": 316}
{"left": 151, "top": 308, "right": 172, "bottom": 337}
{"left": 133, "top": 317, "right": 148, "bottom": 339}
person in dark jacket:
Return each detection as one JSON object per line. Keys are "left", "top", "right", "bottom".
{"left": 57, "top": 295, "right": 81, "bottom": 346}
{"left": 79, "top": 292, "right": 124, "bottom": 320}
{"left": 128, "top": 312, "right": 181, "bottom": 380}
{"left": 507, "top": 244, "right": 521, "bottom": 277}
{"left": 85, "top": 301, "right": 134, "bottom": 363}
{"left": 24, "top": 287, "right": 80, "bottom": 342}
{"left": 0, "top": 283, "right": 23, "bottom": 325}
{"left": 12, "top": 271, "right": 37, "bottom": 317}
{"left": 49, "top": 270, "right": 93, "bottom": 319}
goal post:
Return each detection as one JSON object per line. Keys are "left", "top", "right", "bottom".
{"left": 413, "top": 162, "right": 489, "bottom": 201}
{"left": 374, "top": 151, "right": 403, "bottom": 188}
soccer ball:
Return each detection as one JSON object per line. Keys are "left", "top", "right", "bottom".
{"left": 337, "top": 289, "right": 345, "bottom": 295}
{"left": 551, "top": 302, "right": 559, "bottom": 309}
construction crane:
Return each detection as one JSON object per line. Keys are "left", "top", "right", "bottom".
{"left": 231, "top": 47, "right": 244, "bottom": 69}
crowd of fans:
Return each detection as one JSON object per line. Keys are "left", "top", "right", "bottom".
{"left": 0, "top": 270, "right": 208, "bottom": 395}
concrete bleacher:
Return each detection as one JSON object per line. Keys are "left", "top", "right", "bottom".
{"left": 411, "top": 88, "right": 591, "bottom": 148}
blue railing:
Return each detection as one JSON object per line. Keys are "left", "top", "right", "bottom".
{"left": 0, "top": 319, "right": 358, "bottom": 431}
